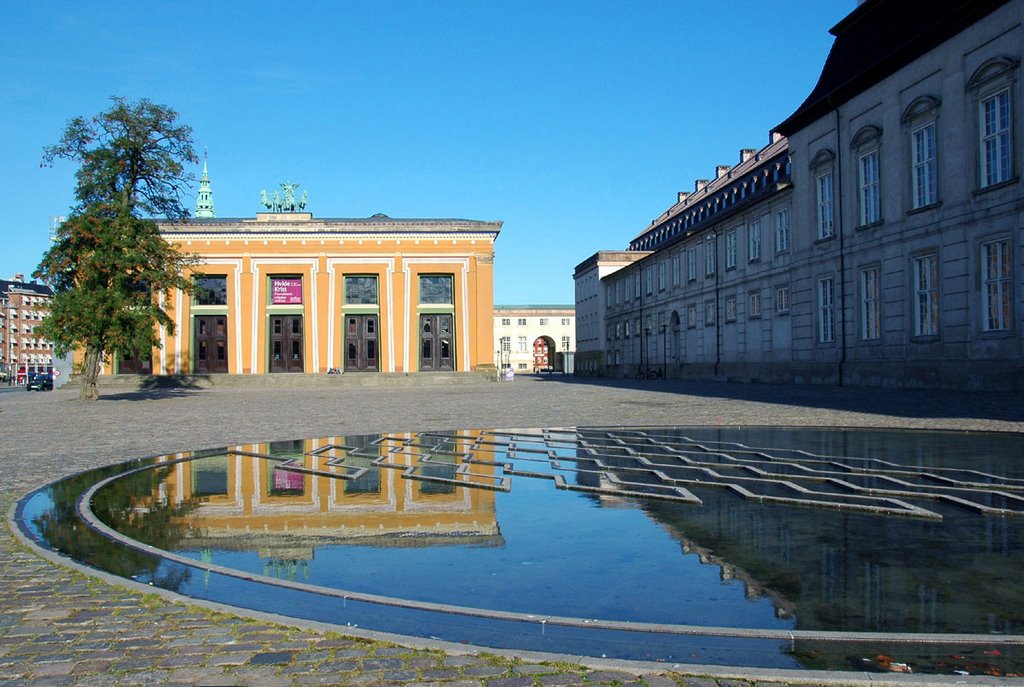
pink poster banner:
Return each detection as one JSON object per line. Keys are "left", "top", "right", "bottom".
{"left": 271, "top": 278, "right": 302, "bottom": 305}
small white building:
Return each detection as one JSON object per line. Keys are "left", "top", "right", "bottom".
{"left": 493, "top": 306, "right": 575, "bottom": 373}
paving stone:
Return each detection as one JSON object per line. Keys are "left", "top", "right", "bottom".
{"left": 538, "top": 674, "right": 587, "bottom": 686}
{"left": 462, "top": 665, "right": 507, "bottom": 677}
{"left": 585, "top": 671, "right": 643, "bottom": 684}
{"left": 486, "top": 678, "right": 535, "bottom": 687}
{"left": 678, "top": 679, "right": 718, "bottom": 687}
{"left": 27, "top": 662, "right": 74, "bottom": 677}
{"left": 642, "top": 676, "right": 680, "bottom": 687}
{"left": 513, "top": 663, "right": 556, "bottom": 674}
{"left": 249, "top": 651, "right": 296, "bottom": 665}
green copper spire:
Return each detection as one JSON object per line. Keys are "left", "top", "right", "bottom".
{"left": 195, "top": 153, "right": 215, "bottom": 218}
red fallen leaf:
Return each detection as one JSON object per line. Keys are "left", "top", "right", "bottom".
{"left": 984, "top": 649, "right": 1002, "bottom": 656}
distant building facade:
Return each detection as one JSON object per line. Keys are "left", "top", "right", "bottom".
{"left": 91, "top": 209, "right": 501, "bottom": 376}
{"left": 575, "top": 0, "right": 1023, "bottom": 392}
{"left": 1, "top": 276, "right": 55, "bottom": 383}
{"left": 494, "top": 305, "right": 575, "bottom": 372}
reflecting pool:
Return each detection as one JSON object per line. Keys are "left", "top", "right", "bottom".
{"left": 15, "top": 426, "right": 1024, "bottom": 675}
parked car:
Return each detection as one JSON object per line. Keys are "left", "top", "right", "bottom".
{"left": 27, "top": 373, "right": 53, "bottom": 391}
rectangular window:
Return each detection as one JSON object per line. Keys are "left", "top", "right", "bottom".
{"left": 517, "top": 336, "right": 528, "bottom": 352}
{"left": 749, "top": 291, "right": 762, "bottom": 318}
{"left": 860, "top": 267, "right": 880, "bottom": 340}
{"left": 672, "top": 255, "right": 681, "bottom": 286}
{"left": 539, "top": 318, "right": 548, "bottom": 326}
{"left": 981, "top": 89, "right": 1012, "bottom": 188}
{"left": 817, "top": 172, "right": 835, "bottom": 239}
{"left": 859, "top": 150, "right": 880, "bottom": 225}
{"left": 913, "top": 254, "right": 939, "bottom": 337}
{"left": 725, "top": 230, "right": 737, "bottom": 269}
{"left": 748, "top": 219, "right": 762, "bottom": 261}
{"left": 500, "top": 336, "right": 511, "bottom": 353}
{"left": 687, "top": 248, "right": 697, "bottom": 281}
{"left": 194, "top": 275, "right": 228, "bottom": 306}
{"left": 344, "top": 276, "right": 378, "bottom": 305}
{"left": 614, "top": 281, "right": 621, "bottom": 305}
{"left": 687, "top": 304, "right": 697, "bottom": 328}
{"left": 912, "top": 124, "right": 937, "bottom": 208}
{"left": 658, "top": 261, "right": 666, "bottom": 291}
{"left": 725, "top": 297, "right": 737, "bottom": 322}
{"left": 634, "top": 272, "right": 641, "bottom": 299}
{"left": 501, "top": 318, "right": 511, "bottom": 326}
{"left": 982, "top": 239, "right": 1012, "bottom": 331}
{"left": 776, "top": 286, "right": 790, "bottom": 314}
{"left": 561, "top": 318, "right": 571, "bottom": 326}
{"left": 561, "top": 336, "right": 571, "bottom": 350}
{"left": 704, "top": 300, "right": 716, "bottom": 326}
{"left": 705, "top": 236, "right": 716, "bottom": 275}
{"left": 775, "top": 208, "right": 790, "bottom": 253}
{"left": 419, "top": 275, "right": 453, "bottom": 304}
{"left": 646, "top": 268, "right": 653, "bottom": 295}
{"left": 517, "top": 318, "right": 527, "bottom": 326}
{"left": 818, "top": 277, "right": 835, "bottom": 343}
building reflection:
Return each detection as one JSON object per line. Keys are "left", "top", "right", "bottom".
{"left": 147, "top": 432, "right": 501, "bottom": 574}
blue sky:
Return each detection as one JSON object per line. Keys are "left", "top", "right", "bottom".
{"left": 0, "top": 1, "right": 851, "bottom": 305}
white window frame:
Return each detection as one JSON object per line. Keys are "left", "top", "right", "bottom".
{"left": 725, "top": 230, "right": 737, "bottom": 270}
{"left": 858, "top": 150, "right": 880, "bottom": 225}
{"left": 818, "top": 277, "right": 835, "bottom": 343}
{"left": 982, "top": 238, "right": 1012, "bottom": 331}
{"left": 749, "top": 291, "right": 762, "bottom": 318}
{"left": 775, "top": 208, "right": 790, "bottom": 253}
{"left": 912, "top": 123, "right": 937, "bottom": 208}
{"left": 816, "top": 172, "right": 835, "bottom": 239}
{"left": 687, "top": 248, "right": 697, "bottom": 282}
{"left": 671, "top": 254, "right": 681, "bottom": 287}
{"left": 748, "top": 218, "right": 762, "bottom": 261}
{"left": 776, "top": 286, "right": 790, "bottom": 314}
{"left": 913, "top": 253, "right": 939, "bottom": 337}
{"left": 860, "top": 267, "right": 880, "bottom": 340}
{"left": 705, "top": 235, "right": 716, "bottom": 276}
{"left": 980, "top": 89, "right": 1012, "bottom": 188}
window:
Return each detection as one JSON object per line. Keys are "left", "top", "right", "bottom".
{"left": 818, "top": 277, "right": 835, "bottom": 343}
{"left": 704, "top": 300, "right": 716, "bottom": 326}
{"left": 419, "top": 275, "right": 453, "bottom": 304}
{"left": 725, "top": 297, "right": 737, "bottom": 322}
{"left": 817, "top": 172, "right": 835, "bottom": 239}
{"left": 725, "top": 230, "right": 737, "bottom": 269}
{"left": 981, "top": 89, "right": 1012, "bottom": 187}
{"left": 748, "top": 218, "right": 762, "bottom": 261}
{"left": 658, "top": 261, "right": 666, "bottom": 291}
{"left": 646, "top": 268, "right": 653, "bottom": 295}
{"left": 860, "top": 268, "right": 880, "bottom": 340}
{"left": 687, "top": 248, "right": 697, "bottom": 281}
{"left": 634, "top": 272, "right": 641, "bottom": 299}
{"left": 687, "top": 304, "right": 697, "bottom": 328}
{"left": 500, "top": 336, "right": 511, "bottom": 353}
{"left": 705, "top": 236, "right": 716, "bottom": 276}
{"left": 913, "top": 254, "right": 939, "bottom": 337}
{"left": 859, "top": 150, "right": 880, "bottom": 225}
{"left": 517, "top": 318, "right": 527, "bottom": 326}
{"left": 561, "top": 318, "right": 571, "bottom": 326}
{"left": 501, "top": 318, "right": 511, "bottom": 326}
{"left": 561, "top": 336, "right": 571, "bottom": 350}
{"left": 776, "top": 286, "right": 790, "bottom": 314}
{"left": 775, "top": 208, "right": 790, "bottom": 253}
{"left": 539, "top": 318, "right": 548, "bottom": 326}
{"left": 982, "top": 239, "right": 1012, "bottom": 331}
{"left": 517, "top": 336, "right": 528, "bottom": 352}
{"left": 749, "top": 291, "right": 762, "bottom": 318}
{"left": 912, "top": 124, "right": 938, "bottom": 208}
{"left": 194, "top": 275, "right": 228, "bottom": 306}
{"left": 672, "top": 255, "right": 681, "bottom": 286}
{"left": 344, "top": 276, "right": 378, "bottom": 305}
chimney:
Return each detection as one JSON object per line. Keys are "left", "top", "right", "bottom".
{"left": 694, "top": 179, "right": 710, "bottom": 192}
{"left": 13, "top": 273, "right": 24, "bottom": 282}
{"left": 715, "top": 165, "right": 732, "bottom": 179}
{"left": 677, "top": 191, "right": 691, "bottom": 204}
{"left": 770, "top": 130, "right": 784, "bottom": 144}
{"left": 740, "top": 148, "right": 757, "bottom": 163}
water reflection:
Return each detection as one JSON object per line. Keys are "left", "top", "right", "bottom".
{"left": 17, "top": 426, "right": 1024, "bottom": 674}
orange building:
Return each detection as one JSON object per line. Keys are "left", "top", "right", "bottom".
{"left": 103, "top": 211, "right": 500, "bottom": 376}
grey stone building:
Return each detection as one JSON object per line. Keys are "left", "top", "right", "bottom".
{"left": 575, "top": 0, "right": 1023, "bottom": 391}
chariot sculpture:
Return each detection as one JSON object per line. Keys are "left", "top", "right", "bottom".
{"left": 260, "top": 182, "right": 308, "bottom": 212}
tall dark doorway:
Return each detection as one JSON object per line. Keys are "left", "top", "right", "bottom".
{"left": 270, "top": 315, "right": 304, "bottom": 373}
{"left": 345, "top": 314, "right": 379, "bottom": 372}
{"left": 194, "top": 315, "right": 229, "bottom": 374}
{"left": 419, "top": 314, "right": 454, "bottom": 371}
{"left": 118, "top": 348, "right": 152, "bottom": 374}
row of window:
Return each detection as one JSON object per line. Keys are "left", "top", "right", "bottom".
{"left": 606, "top": 236, "right": 1013, "bottom": 345}
{"left": 499, "top": 336, "right": 573, "bottom": 353}
{"left": 194, "top": 274, "right": 455, "bottom": 307}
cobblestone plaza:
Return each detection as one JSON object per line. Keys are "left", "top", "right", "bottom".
{"left": 3, "top": 376, "right": 1023, "bottom": 686}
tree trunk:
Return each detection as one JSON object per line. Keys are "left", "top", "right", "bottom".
{"left": 80, "top": 345, "right": 101, "bottom": 401}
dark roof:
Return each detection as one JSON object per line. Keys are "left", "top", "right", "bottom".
{"left": 0, "top": 279, "right": 53, "bottom": 298}
{"left": 776, "top": 0, "right": 1012, "bottom": 135}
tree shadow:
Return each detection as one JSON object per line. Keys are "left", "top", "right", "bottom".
{"left": 98, "top": 374, "right": 211, "bottom": 401}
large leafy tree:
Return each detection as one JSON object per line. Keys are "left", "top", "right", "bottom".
{"left": 35, "top": 97, "right": 199, "bottom": 400}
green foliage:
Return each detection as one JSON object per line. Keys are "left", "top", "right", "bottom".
{"left": 34, "top": 97, "right": 199, "bottom": 398}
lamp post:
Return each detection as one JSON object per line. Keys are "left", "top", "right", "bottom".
{"left": 660, "top": 323, "right": 668, "bottom": 379}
